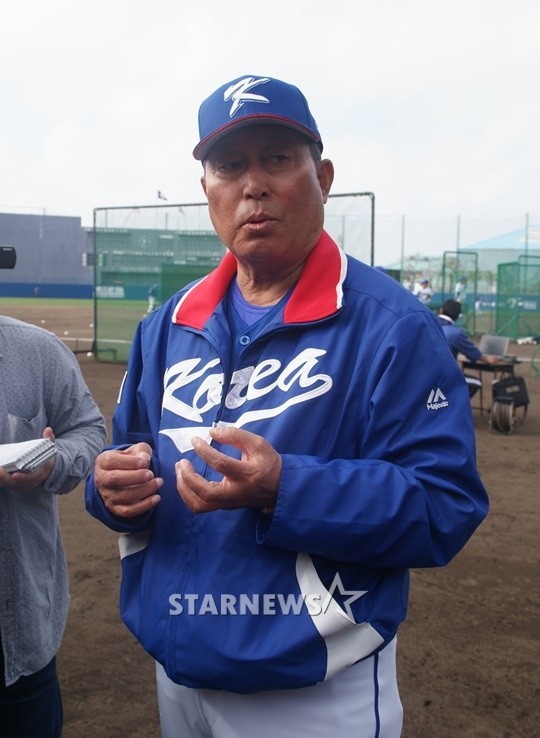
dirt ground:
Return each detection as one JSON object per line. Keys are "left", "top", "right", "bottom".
{"left": 4, "top": 301, "right": 538, "bottom": 738}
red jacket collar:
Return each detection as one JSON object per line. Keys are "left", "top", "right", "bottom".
{"left": 172, "top": 230, "right": 347, "bottom": 329}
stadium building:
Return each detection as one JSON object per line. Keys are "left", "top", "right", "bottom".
{"left": 0, "top": 212, "right": 93, "bottom": 297}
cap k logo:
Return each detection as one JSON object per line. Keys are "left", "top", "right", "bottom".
{"left": 223, "top": 76, "right": 271, "bottom": 118}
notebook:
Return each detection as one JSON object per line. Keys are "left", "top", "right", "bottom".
{"left": 0, "top": 438, "right": 57, "bottom": 473}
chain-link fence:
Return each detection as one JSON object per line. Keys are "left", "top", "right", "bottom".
{"left": 381, "top": 213, "right": 540, "bottom": 336}
{"left": 375, "top": 214, "right": 539, "bottom": 267}
{"left": 496, "top": 256, "right": 540, "bottom": 339}
{"left": 92, "top": 193, "right": 374, "bottom": 362}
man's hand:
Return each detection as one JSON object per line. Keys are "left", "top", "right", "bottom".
{"left": 0, "top": 426, "right": 56, "bottom": 493}
{"left": 176, "top": 426, "right": 282, "bottom": 514}
{"left": 482, "top": 354, "right": 502, "bottom": 365}
{"left": 94, "top": 443, "right": 163, "bottom": 518}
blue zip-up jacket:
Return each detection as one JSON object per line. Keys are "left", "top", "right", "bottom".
{"left": 86, "top": 232, "right": 488, "bottom": 693}
{"left": 438, "top": 314, "right": 483, "bottom": 362}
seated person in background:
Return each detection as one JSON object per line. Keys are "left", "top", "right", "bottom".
{"left": 438, "top": 299, "right": 500, "bottom": 397}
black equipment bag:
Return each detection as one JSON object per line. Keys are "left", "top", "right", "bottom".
{"left": 492, "top": 376, "right": 529, "bottom": 407}
{"left": 490, "top": 376, "right": 529, "bottom": 433}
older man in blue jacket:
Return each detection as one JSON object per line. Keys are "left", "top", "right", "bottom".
{"left": 86, "top": 75, "right": 489, "bottom": 738}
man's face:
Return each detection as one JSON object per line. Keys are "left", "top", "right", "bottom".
{"left": 201, "top": 125, "right": 334, "bottom": 274}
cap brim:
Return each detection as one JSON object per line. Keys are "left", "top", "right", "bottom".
{"left": 193, "top": 114, "right": 322, "bottom": 160}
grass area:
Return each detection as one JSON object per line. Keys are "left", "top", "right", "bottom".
{"left": 0, "top": 297, "right": 145, "bottom": 363}
{"left": 0, "top": 297, "right": 93, "bottom": 308}
{"left": 95, "top": 299, "right": 149, "bottom": 363}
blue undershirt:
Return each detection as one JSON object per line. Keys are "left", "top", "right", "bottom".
{"left": 227, "top": 280, "right": 291, "bottom": 366}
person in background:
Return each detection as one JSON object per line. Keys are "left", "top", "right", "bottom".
{"left": 413, "top": 277, "right": 433, "bottom": 304}
{"left": 454, "top": 276, "right": 467, "bottom": 303}
{"left": 86, "top": 74, "right": 488, "bottom": 738}
{"left": 147, "top": 283, "right": 159, "bottom": 314}
{"left": 438, "top": 299, "right": 500, "bottom": 397}
{"left": 0, "top": 314, "right": 106, "bottom": 738}
{"left": 402, "top": 274, "right": 414, "bottom": 292}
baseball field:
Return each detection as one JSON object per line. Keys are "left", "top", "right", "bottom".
{"left": 2, "top": 298, "right": 538, "bottom": 737}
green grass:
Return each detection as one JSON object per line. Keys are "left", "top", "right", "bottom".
{"left": 0, "top": 297, "right": 93, "bottom": 308}
{"left": 95, "top": 299, "right": 149, "bottom": 363}
{"left": 0, "top": 297, "right": 143, "bottom": 363}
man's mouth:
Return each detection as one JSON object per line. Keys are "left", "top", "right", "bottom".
{"left": 245, "top": 213, "right": 275, "bottom": 225}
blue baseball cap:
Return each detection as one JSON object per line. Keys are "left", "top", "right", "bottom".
{"left": 193, "top": 75, "right": 323, "bottom": 161}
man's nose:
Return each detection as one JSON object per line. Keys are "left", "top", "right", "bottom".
{"left": 242, "top": 164, "right": 269, "bottom": 199}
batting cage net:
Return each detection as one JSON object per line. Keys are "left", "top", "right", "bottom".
{"left": 92, "top": 193, "right": 374, "bottom": 362}
{"left": 495, "top": 256, "right": 540, "bottom": 340}
{"left": 441, "top": 251, "right": 479, "bottom": 334}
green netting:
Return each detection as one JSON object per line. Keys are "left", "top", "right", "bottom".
{"left": 496, "top": 257, "right": 540, "bottom": 339}
{"left": 441, "top": 251, "right": 479, "bottom": 333}
{"left": 93, "top": 194, "right": 374, "bottom": 362}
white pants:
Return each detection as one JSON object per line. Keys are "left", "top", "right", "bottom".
{"left": 155, "top": 638, "right": 403, "bottom": 738}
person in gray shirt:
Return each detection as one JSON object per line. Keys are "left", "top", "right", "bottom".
{"left": 0, "top": 315, "right": 106, "bottom": 738}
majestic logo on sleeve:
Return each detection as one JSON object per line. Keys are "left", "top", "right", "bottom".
{"left": 427, "top": 387, "right": 448, "bottom": 410}
{"left": 160, "top": 348, "right": 332, "bottom": 452}
{"left": 224, "top": 76, "right": 270, "bottom": 117}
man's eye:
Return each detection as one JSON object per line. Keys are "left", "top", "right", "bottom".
{"left": 216, "top": 160, "right": 241, "bottom": 173}
{"left": 266, "top": 152, "right": 296, "bottom": 167}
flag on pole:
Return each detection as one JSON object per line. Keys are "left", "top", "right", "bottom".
{"left": 157, "top": 190, "right": 167, "bottom": 201}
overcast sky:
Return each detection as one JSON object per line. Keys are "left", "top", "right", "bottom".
{"left": 1, "top": 0, "right": 538, "bottom": 262}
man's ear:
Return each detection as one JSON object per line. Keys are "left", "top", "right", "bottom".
{"left": 317, "top": 159, "right": 335, "bottom": 204}
{"left": 200, "top": 173, "right": 207, "bottom": 196}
